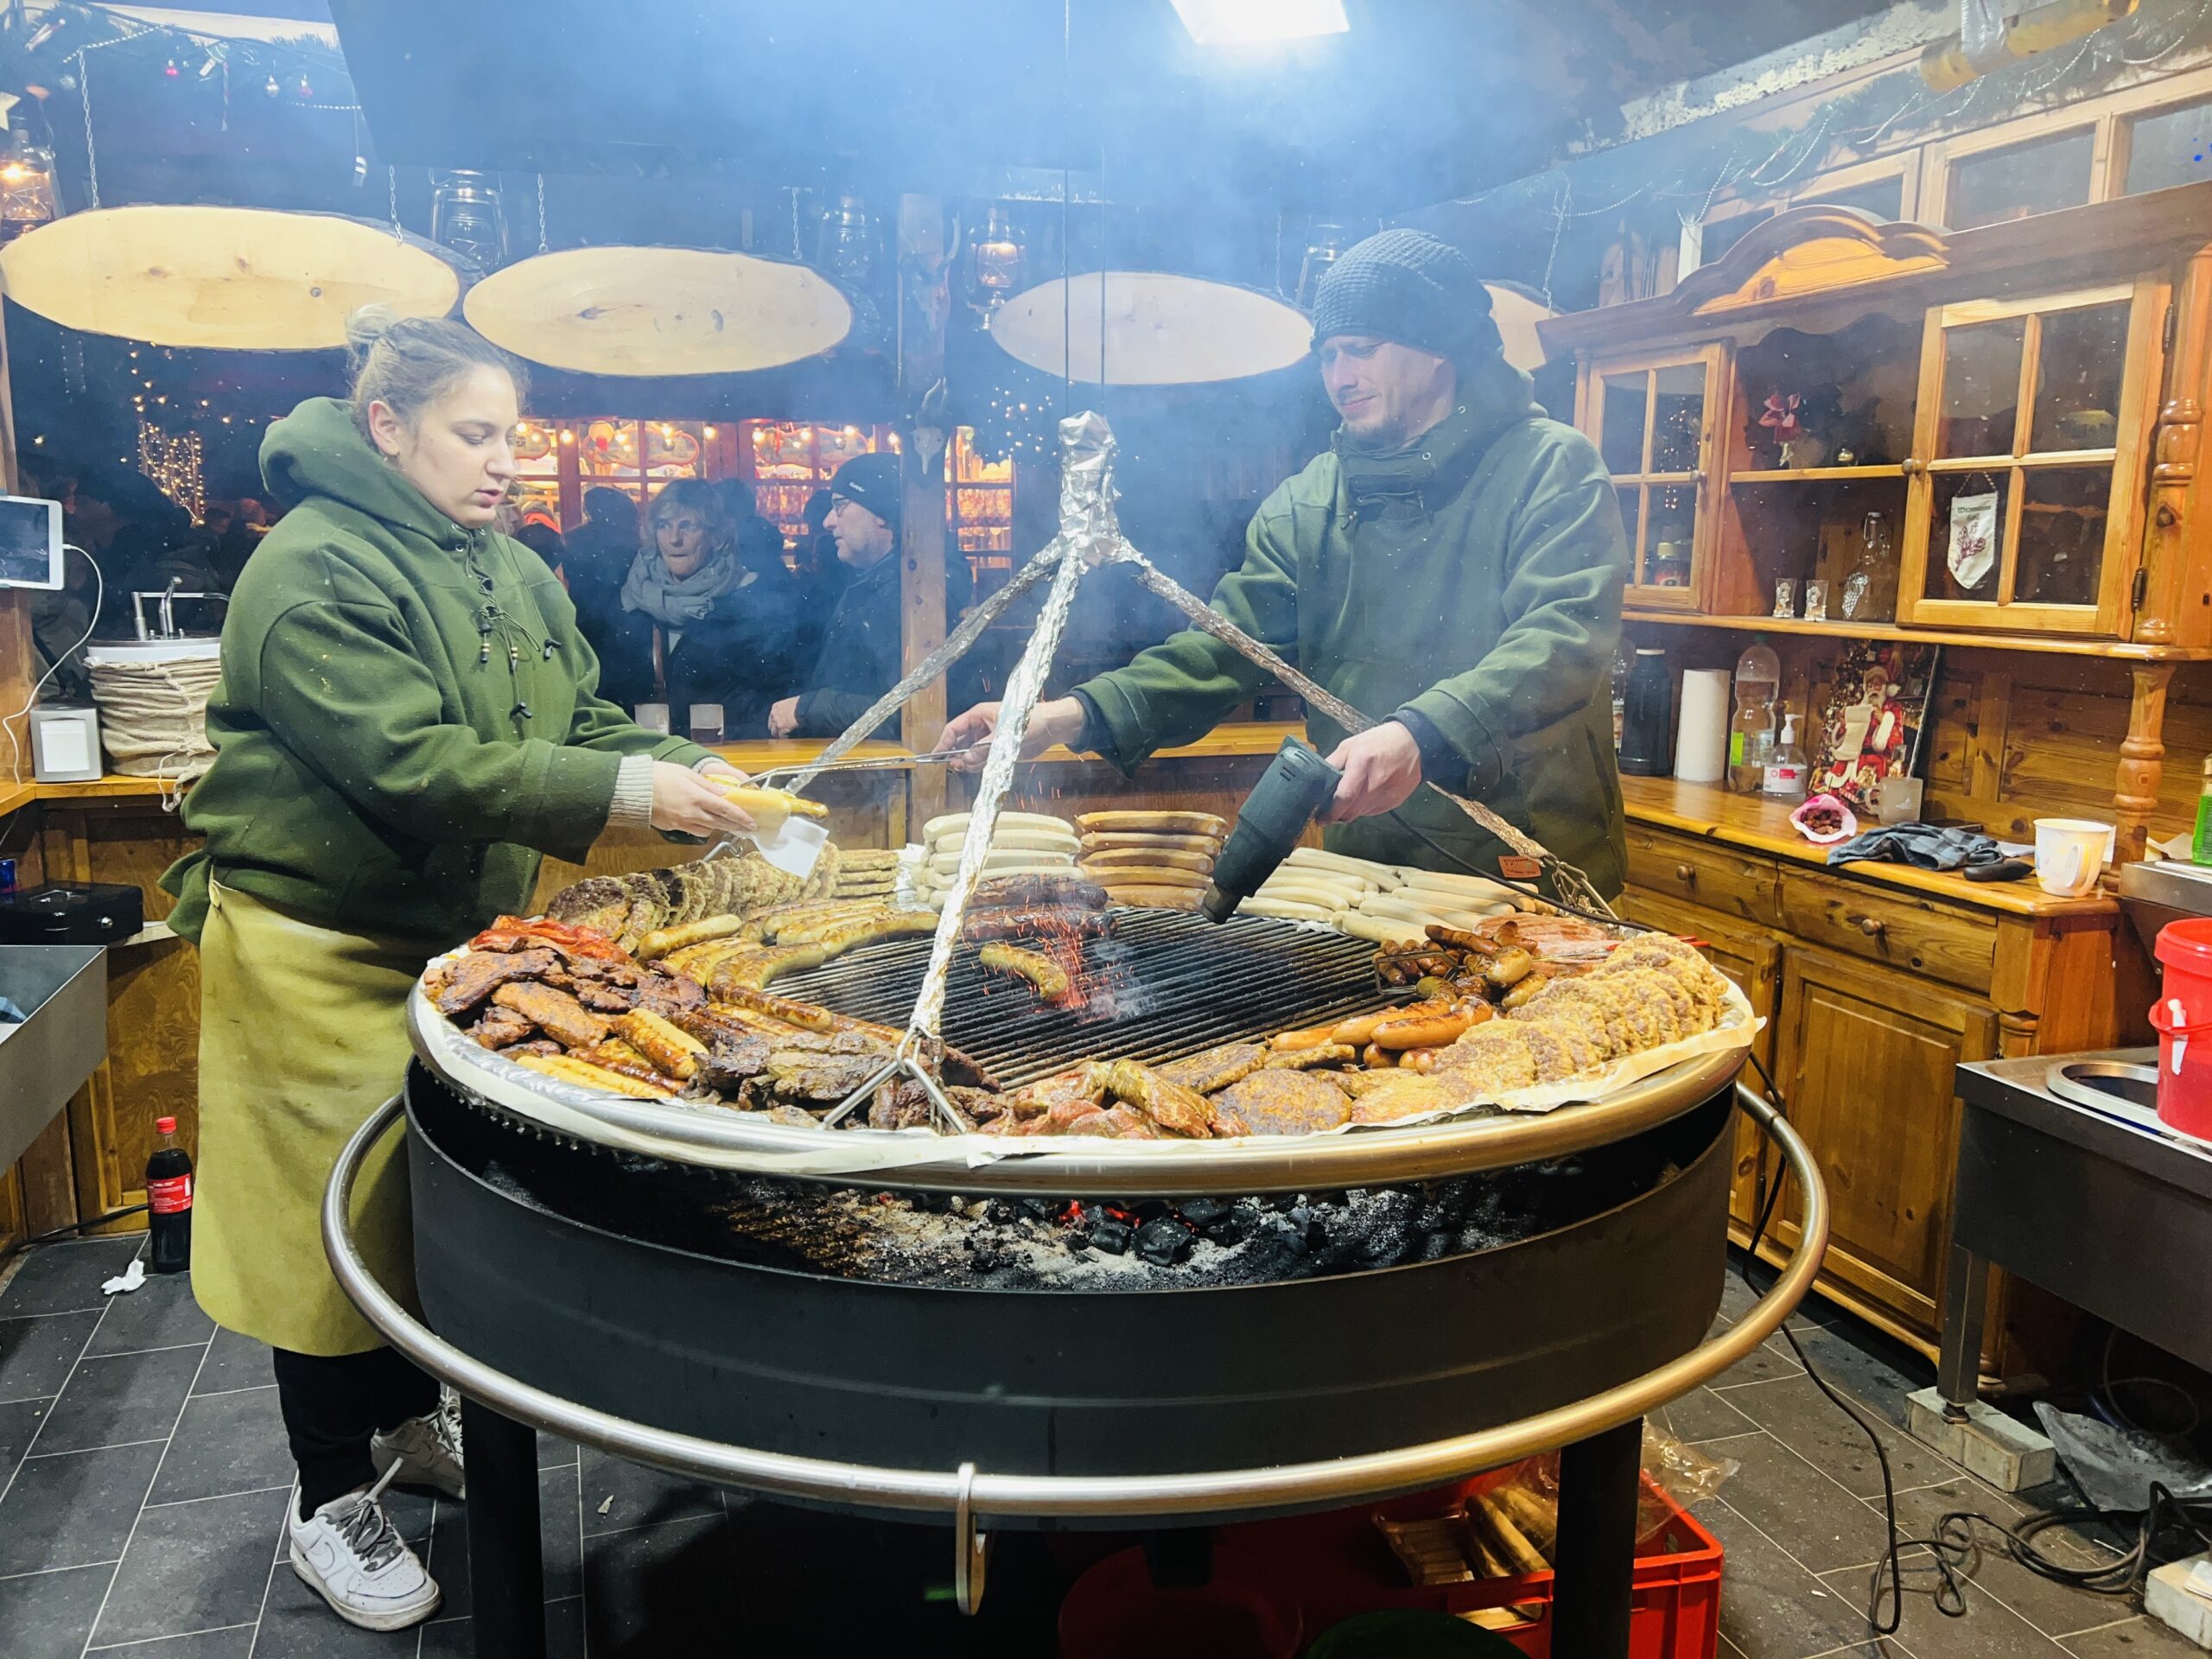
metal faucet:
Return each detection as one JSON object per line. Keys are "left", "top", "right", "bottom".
{"left": 130, "top": 581, "right": 224, "bottom": 641}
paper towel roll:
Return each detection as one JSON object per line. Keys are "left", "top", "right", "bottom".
{"left": 1675, "top": 668, "right": 1732, "bottom": 784}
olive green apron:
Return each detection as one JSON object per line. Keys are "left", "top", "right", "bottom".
{"left": 192, "top": 878, "right": 429, "bottom": 1356}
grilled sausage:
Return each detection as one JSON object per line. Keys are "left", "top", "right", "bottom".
{"left": 1331, "top": 997, "right": 1450, "bottom": 1046}
{"left": 1271, "top": 1020, "right": 1350, "bottom": 1051}
{"left": 613, "top": 1008, "right": 708, "bottom": 1080}
{"left": 513, "top": 1052, "right": 673, "bottom": 1098}
{"left": 635, "top": 914, "right": 744, "bottom": 962}
{"left": 962, "top": 907, "right": 1114, "bottom": 943}
{"left": 977, "top": 942, "right": 1072, "bottom": 1001}
{"left": 970, "top": 874, "right": 1111, "bottom": 912}
{"left": 575, "top": 1039, "right": 686, "bottom": 1090}
{"left": 1371, "top": 1001, "right": 1492, "bottom": 1051}
{"left": 715, "top": 944, "right": 830, "bottom": 992}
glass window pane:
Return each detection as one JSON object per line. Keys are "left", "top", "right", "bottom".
{"left": 1601, "top": 374, "right": 1649, "bottom": 474}
{"left": 1645, "top": 484, "right": 1697, "bottom": 591}
{"left": 1929, "top": 471, "right": 2009, "bottom": 602}
{"left": 1799, "top": 175, "right": 1904, "bottom": 221}
{"left": 1938, "top": 318, "right": 2025, "bottom": 460}
{"left": 1618, "top": 485, "right": 1645, "bottom": 582}
{"left": 2031, "top": 302, "right": 2127, "bottom": 453}
{"left": 643, "top": 421, "right": 704, "bottom": 478}
{"left": 2015, "top": 467, "right": 2110, "bottom": 607}
{"left": 1948, "top": 130, "right": 2094, "bottom": 231}
{"left": 1699, "top": 207, "right": 1772, "bottom": 267}
{"left": 1736, "top": 310, "right": 1920, "bottom": 469}
{"left": 2124, "top": 96, "right": 2212, "bottom": 197}
{"left": 1649, "top": 365, "right": 1706, "bottom": 474}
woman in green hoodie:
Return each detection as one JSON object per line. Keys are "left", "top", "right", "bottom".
{"left": 161, "top": 307, "right": 757, "bottom": 1631}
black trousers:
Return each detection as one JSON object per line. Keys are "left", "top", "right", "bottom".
{"left": 272, "top": 1345, "right": 441, "bottom": 1519}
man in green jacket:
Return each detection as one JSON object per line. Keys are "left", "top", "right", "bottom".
{"left": 939, "top": 229, "right": 1631, "bottom": 895}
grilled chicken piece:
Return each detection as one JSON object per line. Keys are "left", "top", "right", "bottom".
{"left": 1002, "top": 1065, "right": 1109, "bottom": 1122}
{"left": 1064, "top": 1104, "right": 1161, "bottom": 1139}
{"left": 433, "top": 947, "right": 562, "bottom": 1017}
{"left": 490, "top": 982, "right": 611, "bottom": 1051}
{"left": 765, "top": 1050, "right": 887, "bottom": 1102}
{"left": 868, "top": 1078, "right": 936, "bottom": 1131}
{"left": 1217, "top": 1069, "right": 1352, "bottom": 1136}
{"left": 1159, "top": 1043, "right": 1268, "bottom": 1095}
{"left": 1103, "top": 1060, "right": 1216, "bottom": 1139}
{"left": 467, "top": 1006, "right": 537, "bottom": 1051}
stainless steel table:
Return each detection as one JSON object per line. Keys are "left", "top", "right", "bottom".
{"left": 1941, "top": 1048, "right": 2212, "bottom": 1411}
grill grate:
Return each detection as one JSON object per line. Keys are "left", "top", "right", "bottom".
{"left": 769, "top": 911, "right": 1404, "bottom": 1085}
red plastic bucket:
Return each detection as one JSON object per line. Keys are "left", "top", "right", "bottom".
{"left": 2150, "top": 918, "right": 2212, "bottom": 1140}
{"left": 1058, "top": 1547, "right": 1301, "bottom": 1659}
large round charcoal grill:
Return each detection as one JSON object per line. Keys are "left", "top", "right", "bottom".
{"left": 334, "top": 918, "right": 1828, "bottom": 1659}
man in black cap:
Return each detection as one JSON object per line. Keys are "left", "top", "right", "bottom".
{"left": 769, "top": 452, "right": 974, "bottom": 740}
{"left": 939, "top": 228, "right": 1630, "bottom": 894}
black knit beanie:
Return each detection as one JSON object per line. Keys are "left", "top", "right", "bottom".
{"left": 1307, "top": 229, "right": 1502, "bottom": 365}
{"left": 828, "top": 452, "right": 900, "bottom": 527}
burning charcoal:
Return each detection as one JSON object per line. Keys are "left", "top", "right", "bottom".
{"left": 1088, "top": 1217, "right": 1135, "bottom": 1255}
{"left": 1135, "top": 1216, "right": 1195, "bottom": 1267}
{"left": 1132, "top": 1199, "right": 1174, "bottom": 1224}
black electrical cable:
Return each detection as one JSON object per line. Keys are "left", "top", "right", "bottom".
{"left": 0, "top": 1204, "right": 150, "bottom": 1274}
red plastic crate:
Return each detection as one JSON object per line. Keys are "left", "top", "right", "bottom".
{"left": 1222, "top": 1472, "right": 1723, "bottom": 1659}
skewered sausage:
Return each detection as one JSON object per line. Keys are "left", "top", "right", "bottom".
{"left": 977, "top": 943, "right": 1072, "bottom": 1001}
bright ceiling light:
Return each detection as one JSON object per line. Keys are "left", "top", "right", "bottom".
{"left": 1171, "top": 0, "right": 1349, "bottom": 46}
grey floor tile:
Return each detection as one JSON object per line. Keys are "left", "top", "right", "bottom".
{"left": 1697, "top": 1497, "right": 1897, "bottom": 1659}
{"left": 2062, "top": 1615, "right": 2212, "bottom": 1655}
{"left": 35, "top": 1344, "right": 204, "bottom": 1455}
{"left": 91, "top": 1485, "right": 293, "bottom": 1648}
{"left": 418, "top": 1597, "right": 584, "bottom": 1659}
{"left": 537, "top": 1431, "right": 578, "bottom": 1469}
{"left": 578, "top": 1443, "right": 721, "bottom": 1535}
{"left": 1820, "top": 1559, "right": 2064, "bottom": 1657}
{"left": 1724, "top": 1372, "right": 1961, "bottom": 1500}
{"left": 149, "top": 1385, "right": 293, "bottom": 1504}
{"left": 1653, "top": 1385, "right": 1760, "bottom": 1446}
{"left": 88, "top": 1624, "right": 257, "bottom": 1656}
{"left": 253, "top": 1560, "right": 439, "bottom": 1656}
{"left": 0, "top": 1440, "right": 166, "bottom": 1574}
{"left": 86, "top": 1272, "right": 214, "bottom": 1357}
{"left": 1867, "top": 1480, "right": 2124, "bottom": 1642}
{"left": 0, "top": 1311, "right": 101, "bottom": 1402}
{"left": 0, "top": 1560, "right": 118, "bottom": 1659}
{"left": 1713, "top": 1338, "right": 1808, "bottom": 1390}
{"left": 192, "top": 1325, "right": 271, "bottom": 1396}
{"left": 1786, "top": 1319, "right": 1935, "bottom": 1432}
{"left": 1709, "top": 1431, "right": 1897, "bottom": 1577}
{"left": 0, "top": 1239, "right": 143, "bottom": 1317}
{"left": 0, "top": 1396, "right": 50, "bottom": 1486}
{"left": 1717, "top": 1269, "right": 1760, "bottom": 1324}
{"left": 582, "top": 1512, "right": 736, "bottom": 1655}
{"left": 422, "top": 1462, "right": 583, "bottom": 1620}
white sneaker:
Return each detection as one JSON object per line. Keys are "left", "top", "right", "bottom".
{"left": 288, "top": 1464, "right": 442, "bottom": 1631}
{"left": 370, "top": 1389, "right": 465, "bottom": 1499}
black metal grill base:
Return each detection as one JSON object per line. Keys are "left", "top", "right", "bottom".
{"left": 404, "top": 1061, "right": 1735, "bottom": 1520}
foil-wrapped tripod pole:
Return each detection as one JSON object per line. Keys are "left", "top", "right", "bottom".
{"left": 816, "top": 409, "right": 1611, "bottom": 1131}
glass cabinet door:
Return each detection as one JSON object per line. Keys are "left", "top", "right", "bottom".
{"left": 1585, "top": 345, "right": 1724, "bottom": 610}
{"left": 1897, "top": 281, "right": 2161, "bottom": 635}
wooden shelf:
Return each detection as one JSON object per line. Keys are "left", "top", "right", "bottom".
{"left": 1621, "top": 608, "right": 2212, "bottom": 660}
{"left": 1730, "top": 466, "right": 1907, "bottom": 483}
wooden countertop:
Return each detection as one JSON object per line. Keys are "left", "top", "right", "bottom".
{"left": 1619, "top": 775, "right": 2116, "bottom": 918}
{"left": 1029, "top": 721, "right": 1305, "bottom": 766}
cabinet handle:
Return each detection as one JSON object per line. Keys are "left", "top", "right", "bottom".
{"left": 1675, "top": 863, "right": 1696, "bottom": 884}
{"left": 1858, "top": 916, "right": 1886, "bottom": 938}
{"left": 1901, "top": 459, "right": 1926, "bottom": 476}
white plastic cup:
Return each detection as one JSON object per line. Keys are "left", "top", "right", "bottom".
{"left": 1877, "top": 776, "right": 1924, "bottom": 825}
{"left": 2034, "top": 817, "right": 2115, "bottom": 898}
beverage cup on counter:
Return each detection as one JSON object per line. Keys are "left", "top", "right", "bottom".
{"left": 689, "top": 703, "right": 726, "bottom": 745}
{"left": 2033, "top": 817, "right": 2115, "bottom": 898}
{"left": 1877, "top": 775, "right": 1924, "bottom": 825}
{"left": 634, "top": 702, "right": 671, "bottom": 734}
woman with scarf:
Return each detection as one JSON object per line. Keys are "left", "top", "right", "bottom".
{"left": 617, "top": 479, "right": 803, "bottom": 739}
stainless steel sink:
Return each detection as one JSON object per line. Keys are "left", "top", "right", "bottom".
{"left": 0, "top": 945, "right": 107, "bottom": 1171}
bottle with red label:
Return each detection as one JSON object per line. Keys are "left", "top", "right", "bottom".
{"left": 146, "top": 1116, "right": 193, "bottom": 1274}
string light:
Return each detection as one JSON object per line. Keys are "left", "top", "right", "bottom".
{"left": 137, "top": 419, "right": 206, "bottom": 523}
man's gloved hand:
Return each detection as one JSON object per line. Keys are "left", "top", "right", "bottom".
{"left": 1320, "top": 721, "right": 1424, "bottom": 823}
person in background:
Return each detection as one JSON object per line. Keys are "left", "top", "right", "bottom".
{"left": 713, "top": 477, "right": 785, "bottom": 575}
{"left": 512, "top": 520, "right": 567, "bottom": 576}
{"left": 768, "top": 453, "right": 973, "bottom": 740}
{"left": 560, "top": 486, "right": 643, "bottom": 699}
{"left": 210, "top": 499, "right": 267, "bottom": 589}
{"left": 616, "top": 480, "right": 802, "bottom": 739}
{"left": 160, "top": 308, "right": 755, "bottom": 1632}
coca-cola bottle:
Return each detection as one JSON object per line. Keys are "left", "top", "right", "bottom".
{"left": 145, "top": 1116, "right": 193, "bottom": 1274}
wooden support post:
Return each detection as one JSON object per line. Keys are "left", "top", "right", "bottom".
{"left": 2115, "top": 662, "right": 2174, "bottom": 863}
{"left": 897, "top": 194, "right": 952, "bottom": 827}
{"left": 0, "top": 308, "right": 29, "bottom": 784}
{"left": 2138, "top": 245, "right": 2210, "bottom": 647}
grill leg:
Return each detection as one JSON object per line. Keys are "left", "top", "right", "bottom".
{"left": 1552, "top": 1417, "right": 1642, "bottom": 1659}
{"left": 461, "top": 1399, "right": 545, "bottom": 1659}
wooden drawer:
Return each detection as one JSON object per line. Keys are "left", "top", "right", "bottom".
{"left": 1623, "top": 828, "right": 1783, "bottom": 925}
{"left": 1779, "top": 868, "right": 1997, "bottom": 995}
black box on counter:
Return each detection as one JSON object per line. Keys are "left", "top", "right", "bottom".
{"left": 0, "top": 883, "right": 144, "bottom": 945}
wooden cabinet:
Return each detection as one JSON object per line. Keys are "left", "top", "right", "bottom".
{"left": 1583, "top": 343, "right": 1726, "bottom": 609}
{"left": 1770, "top": 948, "right": 1997, "bottom": 1338}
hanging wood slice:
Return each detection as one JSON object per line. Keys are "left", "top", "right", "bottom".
{"left": 463, "top": 245, "right": 852, "bottom": 376}
{"left": 989, "top": 271, "right": 1313, "bottom": 385}
{"left": 0, "top": 206, "right": 461, "bottom": 350}
{"left": 1484, "top": 281, "right": 1555, "bottom": 373}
